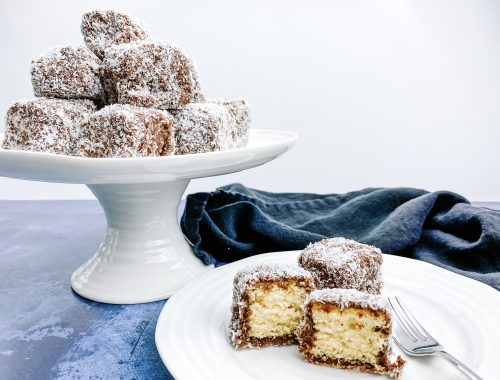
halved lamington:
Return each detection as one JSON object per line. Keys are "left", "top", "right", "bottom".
{"left": 297, "top": 289, "right": 405, "bottom": 378}
{"left": 229, "top": 263, "right": 316, "bottom": 349}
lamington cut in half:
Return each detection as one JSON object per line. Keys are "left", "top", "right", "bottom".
{"left": 229, "top": 263, "right": 316, "bottom": 349}
{"left": 299, "top": 237, "right": 383, "bottom": 294}
{"left": 75, "top": 104, "right": 174, "bottom": 158}
{"left": 2, "top": 97, "right": 96, "bottom": 155}
{"left": 297, "top": 289, "right": 405, "bottom": 378}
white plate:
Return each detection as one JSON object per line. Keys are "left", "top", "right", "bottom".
{"left": 0, "top": 129, "right": 297, "bottom": 184}
{"left": 155, "top": 251, "right": 499, "bottom": 380}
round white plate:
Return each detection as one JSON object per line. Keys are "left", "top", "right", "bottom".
{"left": 155, "top": 251, "right": 499, "bottom": 380}
{"left": 0, "top": 129, "right": 297, "bottom": 184}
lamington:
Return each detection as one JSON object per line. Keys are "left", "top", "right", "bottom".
{"left": 81, "top": 9, "right": 151, "bottom": 60}
{"left": 299, "top": 238, "right": 383, "bottom": 294}
{"left": 296, "top": 289, "right": 405, "bottom": 378}
{"left": 31, "top": 46, "right": 103, "bottom": 100}
{"left": 173, "top": 103, "right": 237, "bottom": 155}
{"left": 2, "top": 98, "right": 96, "bottom": 155}
{"left": 229, "top": 263, "right": 316, "bottom": 349}
{"left": 75, "top": 104, "right": 174, "bottom": 158}
{"left": 102, "top": 41, "right": 204, "bottom": 109}
{"left": 209, "top": 98, "right": 251, "bottom": 148}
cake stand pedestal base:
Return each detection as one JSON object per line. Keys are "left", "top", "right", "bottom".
{"left": 1, "top": 129, "right": 298, "bottom": 304}
{"left": 70, "top": 180, "right": 211, "bottom": 304}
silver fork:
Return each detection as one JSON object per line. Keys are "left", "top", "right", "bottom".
{"left": 388, "top": 296, "right": 483, "bottom": 380}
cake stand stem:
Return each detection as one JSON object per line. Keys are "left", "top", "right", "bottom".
{"left": 71, "top": 180, "right": 212, "bottom": 304}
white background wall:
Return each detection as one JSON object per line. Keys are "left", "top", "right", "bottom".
{"left": 1, "top": 0, "right": 499, "bottom": 200}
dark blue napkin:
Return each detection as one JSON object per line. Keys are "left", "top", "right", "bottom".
{"left": 181, "top": 184, "right": 500, "bottom": 290}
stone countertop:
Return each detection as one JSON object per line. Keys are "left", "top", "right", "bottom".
{"left": 0, "top": 201, "right": 171, "bottom": 380}
{"left": 0, "top": 200, "right": 498, "bottom": 380}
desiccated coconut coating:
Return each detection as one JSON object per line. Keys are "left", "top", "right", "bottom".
{"left": 190, "top": 66, "right": 205, "bottom": 103}
{"left": 303, "top": 287, "right": 390, "bottom": 310}
{"left": 229, "top": 263, "right": 316, "bottom": 349}
{"left": 1, "top": 98, "right": 96, "bottom": 155}
{"left": 31, "top": 46, "right": 103, "bottom": 100}
{"left": 81, "top": 9, "right": 150, "bottom": 60}
{"left": 172, "top": 103, "right": 236, "bottom": 155}
{"left": 75, "top": 104, "right": 175, "bottom": 158}
{"left": 102, "top": 41, "right": 204, "bottom": 109}
{"left": 299, "top": 237, "right": 383, "bottom": 294}
{"left": 209, "top": 98, "right": 250, "bottom": 148}
{"left": 296, "top": 289, "right": 405, "bottom": 379}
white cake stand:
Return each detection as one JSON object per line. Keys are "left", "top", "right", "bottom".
{"left": 0, "top": 129, "right": 297, "bottom": 304}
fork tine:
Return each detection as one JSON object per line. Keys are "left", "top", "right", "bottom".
{"left": 392, "top": 297, "right": 427, "bottom": 341}
{"left": 395, "top": 296, "right": 433, "bottom": 341}
{"left": 392, "top": 323, "right": 407, "bottom": 346}
{"left": 388, "top": 297, "right": 418, "bottom": 342}
{"left": 389, "top": 299, "right": 483, "bottom": 379}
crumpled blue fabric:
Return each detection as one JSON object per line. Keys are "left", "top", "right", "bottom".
{"left": 181, "top": 184, "right": 500, "bottom": 290}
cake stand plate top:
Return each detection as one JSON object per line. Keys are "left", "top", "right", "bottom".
{"left": 0, "top": 129, "right": 297, "bottom": 184}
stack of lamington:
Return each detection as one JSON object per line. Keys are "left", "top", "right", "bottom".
{"left": 2, "top": 10, "right": 250, "bottom": 158}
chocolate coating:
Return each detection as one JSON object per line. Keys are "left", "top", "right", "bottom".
{"left": 31, "top": 46, "right": 103, "bottom": 100}
{"left": 2, "top": 98, "right": 95, "bottom": 155}
{"left": 75, "top": 104, "right": 174, "bottom": 158}
{"left": 298, "top": 237, "right": 383, "bottom": 294}
{"left": 102, "top": 41, "right": 204, "bottom": 109}
{"left": 81, "top": 9, "right": 150, "bottom": 60}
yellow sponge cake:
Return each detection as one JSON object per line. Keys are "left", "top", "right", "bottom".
{"left": 296, "top": 288, "right": 405, "bottom": 378}
{"left": 229, "top": 263, "right": 316, "bottom": 348}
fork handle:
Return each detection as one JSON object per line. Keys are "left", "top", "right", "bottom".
{"left": 436, "top": 351, "right": 484, "bottom": 380}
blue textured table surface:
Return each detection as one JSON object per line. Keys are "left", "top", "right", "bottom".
{"left": 0, "top": 201, "right": 172, "bottom": 380}
{"left": 1, "top": 200, "right": 498, "bottom": 380}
